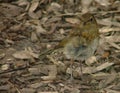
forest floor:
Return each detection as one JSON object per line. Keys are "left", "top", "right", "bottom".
{"left": 0, "top": 0, "right": 120, "bottom": 93}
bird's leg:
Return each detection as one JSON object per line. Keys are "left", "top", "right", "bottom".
{"left": 79, "top": 60, "right": 83, "bottom": 80}
{"left": 79, "top": 60, "right": 84, "bottom": 91}
{"left": 70, "top": 58, "right": 74, "bottom": 81}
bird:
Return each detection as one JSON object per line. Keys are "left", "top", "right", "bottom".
{"left": 39, "top": 13, "right": 99, "bottom": 80}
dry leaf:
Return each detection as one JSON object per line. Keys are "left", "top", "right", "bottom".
{"left": 0, "top": 53, "right": 5, "bottom": 59}
{"left": 9, "top": 24, "right": 22, "bottom": 31}
{"left": 41, "top": 65, "right": 57, "bottom": 80}
{"left": 41, "top": 76, "right": 56, "bottom": 81}
{"left": 95, "top": 0, "right": 110, "bottom": 6}
{"left": 28, "top": 12, "right": 39, "bottom": 19}
{"left": 29, "top": 67, "right": 41, "bottom": 75}
{"left": 31, "top": 31, "right": 38, "bottom": 42}
{"left": 65, "top": 18, "right": 80, "bottom": 24}
{"left": 81, "top": 0, "right": 93, "bottom": 13}
{"left": 73, "top": 66, "right": 96, "bottom": 75}
{"left": 0, "top": 85, "right": 10, "bottom": 90}
{"left": 30, "top": 83, "right": 42, "bottom": 88}
{"left": 106, "top": 39, "right": 120, "bottom": 50}
{"left": 101, "top": 51, "right": 110, "bottom": 58}
{"left": 102, "top": 74, "right": 116, "bottom": 87}
{"left": 97, "top": 19, "right": 120, "bottom": 27}
{"left": 15, "top": 0, "right": 29, "bottom": 6}
{"left": 1, "top": 64, "right": 10, "bottom": 71}
{"left": 99, "top": 74, "right": 116, "bottom": 88}
{"left": 92, "top": 72, "right": 111, "bottom": 80}
{"left": 102, "top": 89, "right": 120, "bottom": 93}
{"left": 85, "top": 56, "right": 97, "bottom": 65}
{"left": 94, "top": 62, "right": 114, "bottom": 72}
{"left": 13, "top": 50, "right": 32, "bottom": 59}
{"left": 0, "top": 22, "right": 6, "bottom": 31}
{"left": 29, "top": 1, "right": 39, "bottom": 12}
{"left": 47, "top": 2, "right": 61, "bottom": 13}
{"left": 26, "top": 47, "right": 39, "bottom": 58}
{"left": 105, "top": 36, "right": 120, "bottom": 43}
{"left": 99, "top": 27, "right": 120, "bottom": 33}
{"left": 21, "top": 88, "right": 35, "bottom": 93}
{"left": 36, "top": 25, "right": 47, "bottom": 34}
{"left": 82, "top": 67, "right": 95, "bottom": 74}
{"left": 1, "top": 3, "right": 24, "bottom": 17}
{"left": 13, "top": 48, "right": 39, "bottom": 59}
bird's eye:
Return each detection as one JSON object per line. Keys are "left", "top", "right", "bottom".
{"left": 86, "top": 17, "right": 94, "bottom": 23}
{"left": 83, "top": 22, "right": 87, "bottom": 25}
{"left": 90, "top": 18, "right": 93, "bottom": 22}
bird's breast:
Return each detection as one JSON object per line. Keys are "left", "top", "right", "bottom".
{"left": 63, "top": 37, "right": 99, "bottom": 61}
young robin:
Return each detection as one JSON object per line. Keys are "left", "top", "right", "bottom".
{"left": 40, "top": 13, "right": 99, "bottom": 80}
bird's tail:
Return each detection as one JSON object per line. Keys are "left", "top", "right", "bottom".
{"left": 39, "top": 48, "right": 55, "bottom": 60}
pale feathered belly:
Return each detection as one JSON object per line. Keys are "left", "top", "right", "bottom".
{"left": 63, "top": 38, "right": 99, "bottom": 61}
